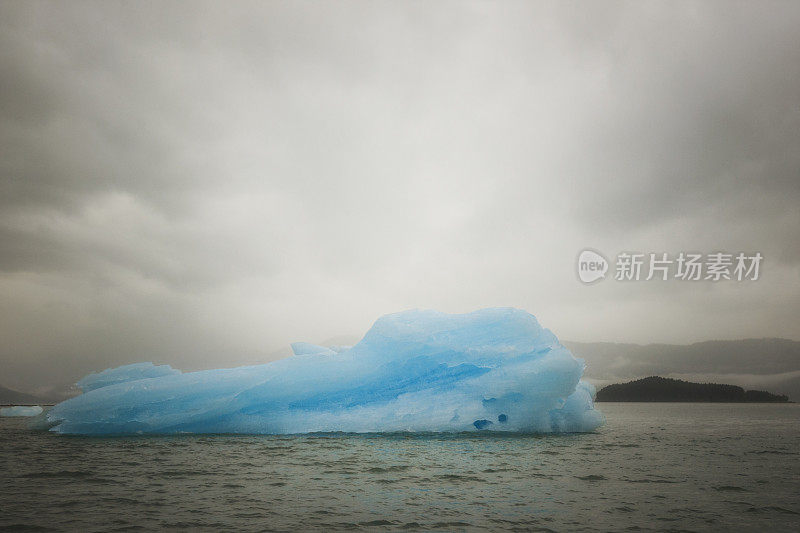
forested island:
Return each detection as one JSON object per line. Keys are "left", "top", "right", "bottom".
{"left": 596, "top": 376, "right": 789, "bottom": 402}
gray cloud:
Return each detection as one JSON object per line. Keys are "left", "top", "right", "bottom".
{"left": 1, "top": 1, "right": 799, "bottom": 392}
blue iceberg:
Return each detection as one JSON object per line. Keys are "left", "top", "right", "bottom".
{"left": 45, "top": 308, "right": 604, "bottom": 435}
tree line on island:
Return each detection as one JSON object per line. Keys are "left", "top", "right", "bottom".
{"left": 596, "top": 376, "right": 789, "bottom": 402}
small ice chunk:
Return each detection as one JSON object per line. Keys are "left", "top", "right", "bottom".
{"left": 1, "top": 405, "right": 43, "bottom": 417}
{"left": 290, "top": 342, "right": 337, "bottom": 356}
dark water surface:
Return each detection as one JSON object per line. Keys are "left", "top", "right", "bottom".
{"left": 1, "top": 403, "right": 798, "bottom": 532}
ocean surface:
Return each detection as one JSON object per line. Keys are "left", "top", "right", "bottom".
{"left": 1, "top": 403, "right": 798, "bottom": 532}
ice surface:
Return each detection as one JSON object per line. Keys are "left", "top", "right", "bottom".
{"left": 76, "top": 362, "right": 181, "bottom": 392}
{"left": 1, "top": 405, "right": 43, "bottom": 417}
{"left": 46, "top": 308, "right": 604, "bottom": 435}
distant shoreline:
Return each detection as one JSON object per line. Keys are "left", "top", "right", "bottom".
{"left": 596, "top": 376, "right": 790, "bottom": 403}
{"left": 595, "top": 399, "right": 794, "bottom": 403}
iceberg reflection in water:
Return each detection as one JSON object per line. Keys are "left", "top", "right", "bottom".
{"left": 45, "top": 308, "right": 604, "bottom": 435}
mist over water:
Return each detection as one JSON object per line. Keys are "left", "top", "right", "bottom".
{"left": 2, "top": 403, "right": 798, "bottom": 532}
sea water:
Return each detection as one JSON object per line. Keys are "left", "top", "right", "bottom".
{"left": 2, "top": 403, "right": 798, "bottom": 531}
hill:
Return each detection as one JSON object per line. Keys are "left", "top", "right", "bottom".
{"left": 0, "top": 384, "right": 47, "bottom": 406}
{"left": 596, "top": 376, "right": 789, "bottom": 402}
{"left": 564, "top": 338, "right": 800, "bottom": 401}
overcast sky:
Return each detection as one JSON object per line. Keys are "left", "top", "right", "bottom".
{"left": 1, "top": 1, "right": 799, "bottom": 392}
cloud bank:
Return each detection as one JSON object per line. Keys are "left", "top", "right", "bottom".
{"left": 1, "top": 1, "right": 798, "bottom": 392}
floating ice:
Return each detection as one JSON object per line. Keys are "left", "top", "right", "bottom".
{"left": 46, "top": 308, "right": 604, "bottom": 435}
{"left": 1, "top": 405, "right": 43, "bottom": 417}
